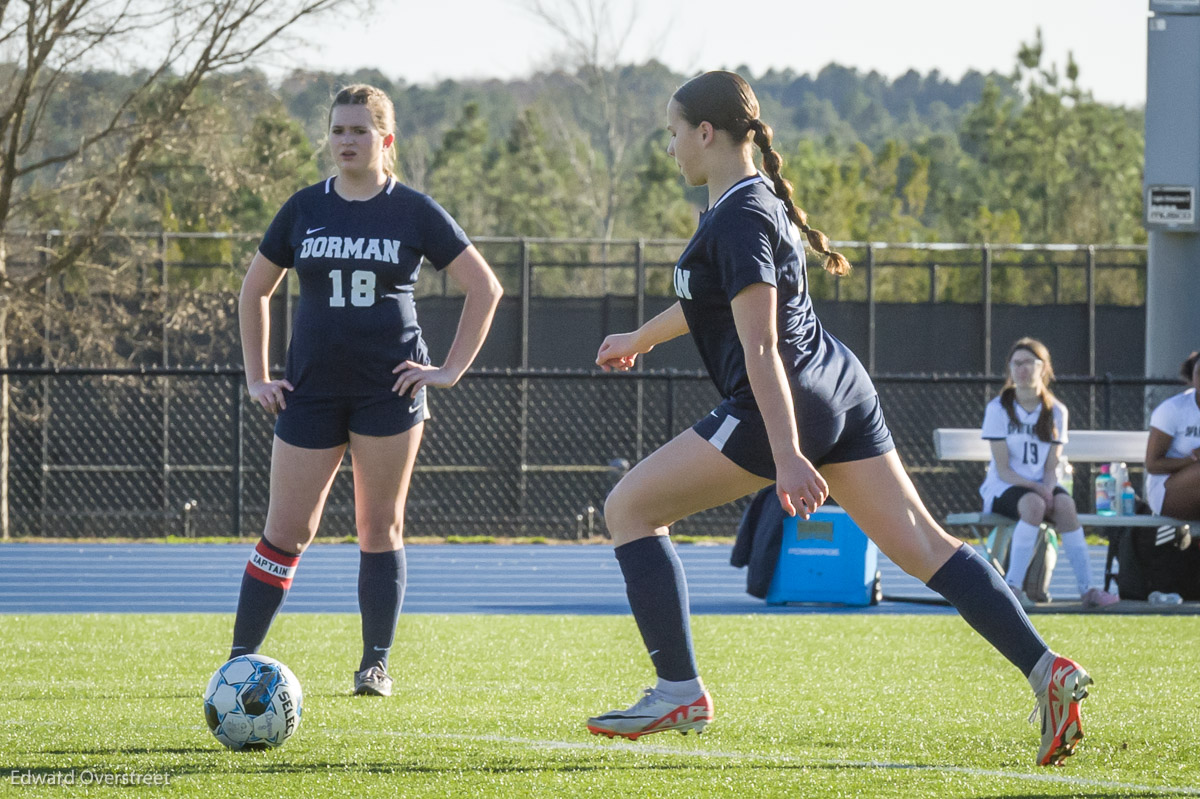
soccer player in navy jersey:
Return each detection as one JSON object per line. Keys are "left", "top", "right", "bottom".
{"left": 586, "top": 71, "right": 1091, "bottom": 767}
{"left": 230, "top": 84, "right": 503, "bottom": 696}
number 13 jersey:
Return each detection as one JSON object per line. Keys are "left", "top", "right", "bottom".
{"left": 258, "top": 176, "right": 471, "bottom": 396}
{"left": 979, "top": 395, "right": 1069, "bottom": 510}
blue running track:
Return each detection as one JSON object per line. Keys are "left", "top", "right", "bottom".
{"left": 0, "top": 543, "right": 1109, "bottom": 615}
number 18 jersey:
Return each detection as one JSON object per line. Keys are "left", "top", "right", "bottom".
{"left": 978, "top": 395, "right": 1069, "bottom": 508}
{"left": 258, "top": 176, "right": 471, "bottom": 397}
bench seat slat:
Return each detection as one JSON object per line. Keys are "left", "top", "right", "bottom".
{"left": 934, "top": 428, "right": 1149, "bottom": 463}
{"left": 934, "top": 427, "right": 1196, "bottom": 530}
{"left": 944, "top": 512, "right": 1188, "bottom": 529}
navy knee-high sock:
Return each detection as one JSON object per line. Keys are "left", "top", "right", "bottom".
{"left": 229, "top": 537, "right": 301, "bottom": 659}
{"left": 615, "top": 536, "right": 698, "bottom": 681}
{"left": 358, "top": 547, "right": 406, "bottom": 673}
{"left": 925, "top": 545, "right": 1049, "bottom": 677}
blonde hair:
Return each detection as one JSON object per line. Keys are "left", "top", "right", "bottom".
{"left": 672, "top": 71, "right": 851, "bottom": 276}
{"left": 329, "top": 84, "right": 397, "bottom": 177}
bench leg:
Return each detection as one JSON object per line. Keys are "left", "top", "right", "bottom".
{"left": 1103, "top": 531, "right": 1119, "bottom": 594}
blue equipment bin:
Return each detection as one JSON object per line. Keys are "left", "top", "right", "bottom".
{"left": 765, "top": 505, "right": 880, "bottom": 606}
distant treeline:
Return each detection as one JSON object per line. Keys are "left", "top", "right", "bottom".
{"left": 19, "top": 36, "right": 1145, "bottom": 252}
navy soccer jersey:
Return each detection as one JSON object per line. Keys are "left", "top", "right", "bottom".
{"left": 258, "top": 176, "right": 471, "bottom": 396}
{"left": 673, "top": 176, "right": 875, "bottom": 428}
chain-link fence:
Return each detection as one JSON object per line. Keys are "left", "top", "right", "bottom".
{"left": 2, "top": 368, "right": 1185, "bottom": 540}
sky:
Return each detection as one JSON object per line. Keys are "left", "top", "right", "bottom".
{"left": 278, "top": 0, "right": 1152, "bottom": 107}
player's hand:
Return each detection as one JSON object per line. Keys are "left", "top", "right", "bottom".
{"left": 392, "top": 361, "right": 459, "bottom": 398}
{"left": 775, "top": 453, "right": 827, "bottom": 520}
{"left": 596, "top": 333, "right": 641, "bottom": 372}
{"left": 247, "top": 378, "right": 293, "bottom": 414}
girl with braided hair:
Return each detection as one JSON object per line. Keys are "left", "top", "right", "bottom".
{"left": 587, "top": 71, "right": 1091, "bottom": 767}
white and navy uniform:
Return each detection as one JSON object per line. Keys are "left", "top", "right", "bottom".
{"left": 1146, "top": 388, "right": 1200, "bottom": 514}
{"left": 679, "top": 176, "right": 891, "bottom": 478}
{"left": 979, "top": 396, "right": 1069, "bottom": 515}
{"left": 258, "top": 176, "right": 471, "bottom": 448}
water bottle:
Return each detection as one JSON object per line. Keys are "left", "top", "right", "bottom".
{"left": 1094, "top": 464, "right": 1115, "bottom": 515}
{"left": 1120, "top": 481, "right": 1136, "bottom": 516}
{"left": 1148, "top": 591, "right": 1184, "bottom": 605}
{"left": 1110, "top": 462, "right": 1128, "bottom": 497}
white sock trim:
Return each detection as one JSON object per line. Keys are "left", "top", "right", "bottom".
{"left": 1027, "top": 649, "right": 1057, "bottom": 695}
{"left": 655, "top": 677, "right": 704, "bottom": 701}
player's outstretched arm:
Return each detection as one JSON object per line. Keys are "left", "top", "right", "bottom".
{"left": 596, "top": 302, "right": 689, "bottom": 372}
{"left": 392, "top": 245, "right": 502, "bottom": 397}
{"left": 239, "top": 251, "right": 292, "bottom": 413}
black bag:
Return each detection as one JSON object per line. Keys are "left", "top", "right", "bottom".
{"left": 1111, "top": 498, "right": 1200, "bottom": 601}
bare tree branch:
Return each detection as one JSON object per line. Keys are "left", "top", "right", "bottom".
{"left": 524, "top": 0, "right": 649, "bottom": 238}
{"left": 2, "top": 0, "right": 351, "bottom": 292}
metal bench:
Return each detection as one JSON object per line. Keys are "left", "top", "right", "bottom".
{"left": 934, "top": 428, "right": 1193, "bottom": 592}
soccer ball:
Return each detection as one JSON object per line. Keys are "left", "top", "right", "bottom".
{"left": 203, "top": 654, "right": 303, "bottom": 750}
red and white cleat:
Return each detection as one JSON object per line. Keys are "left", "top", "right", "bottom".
{"left": 1033, "top": 656, "right": 1092, "bottom": 766}
{"left": 587, "top": 688, "right": 713, "bottom": 740}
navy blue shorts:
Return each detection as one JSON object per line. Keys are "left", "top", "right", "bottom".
{"left": 273, "top": 388, "right": 429, "bottom": 449}
{"left": 691, "top": 394, "right": 894, "bottom": 479}
{"left": 991, "top": 485, "right": 1069, "bottom": 521}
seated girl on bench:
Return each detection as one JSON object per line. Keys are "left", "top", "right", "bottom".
{"left": 980, "top": 338, "right": 1118, "bottom": 609}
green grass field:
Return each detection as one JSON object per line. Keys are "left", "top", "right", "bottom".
{"left": 2, "top": 613, "right": 1198, "bottom": 798}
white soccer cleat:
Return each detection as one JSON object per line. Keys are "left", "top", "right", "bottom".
{"left": 1032, "top": 655, "right": 1092, "bottom": 766}
{"left": 586, "top": 687, "right": 713, "bottom": 740}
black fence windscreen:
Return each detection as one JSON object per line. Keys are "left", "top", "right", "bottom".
{"left": 0, "top": 369, "right": 1184, "bottom": 540}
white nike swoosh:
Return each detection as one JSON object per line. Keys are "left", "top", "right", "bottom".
{"left": 306, "top": 226, "right": 325, "bottom": 234}
{"left": 409, "top": 401, "right": 424, "bottom": 414}
{"left": 372, "top": 646, "right": 388, "bottom": 652}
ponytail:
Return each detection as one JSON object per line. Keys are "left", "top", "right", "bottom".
{"left": 748, "top": 118, "right": 850, "bottom": 277}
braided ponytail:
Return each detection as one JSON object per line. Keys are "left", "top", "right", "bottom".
{"left": 747, "top": 118, "right": 850, "bottom": 277}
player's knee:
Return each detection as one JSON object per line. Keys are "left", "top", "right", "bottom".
{"left": 1018, "top": 494, "right": 1046, "bottom": 521}
{"left": 604, "top": 482, "right": 654, "bottom": 535}
{"left": 263, "top": 529, "right": 310, "bottom": 556}
{"left": 357, "top": 517, "right": 404, "bottom": 547}
{"left": 603, "top": 487, "right": 631, "bottom": 531}
{"left": 1052, "top": 493, "right": 1077, "bottom": 518}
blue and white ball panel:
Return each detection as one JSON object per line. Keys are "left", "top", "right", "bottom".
{"left": 203, "top": 654, "right": 303, "bottom": 750}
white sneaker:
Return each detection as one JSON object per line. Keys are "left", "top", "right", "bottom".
{"left": 586, "top": 687, "right": 713, "bottom": 740}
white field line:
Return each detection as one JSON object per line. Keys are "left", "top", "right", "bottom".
{"left": 356, "top": 729, "right": 1200, "bottom": 796}
{"left": 15, "top": 721, "right": 1198, "bottom": 796}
